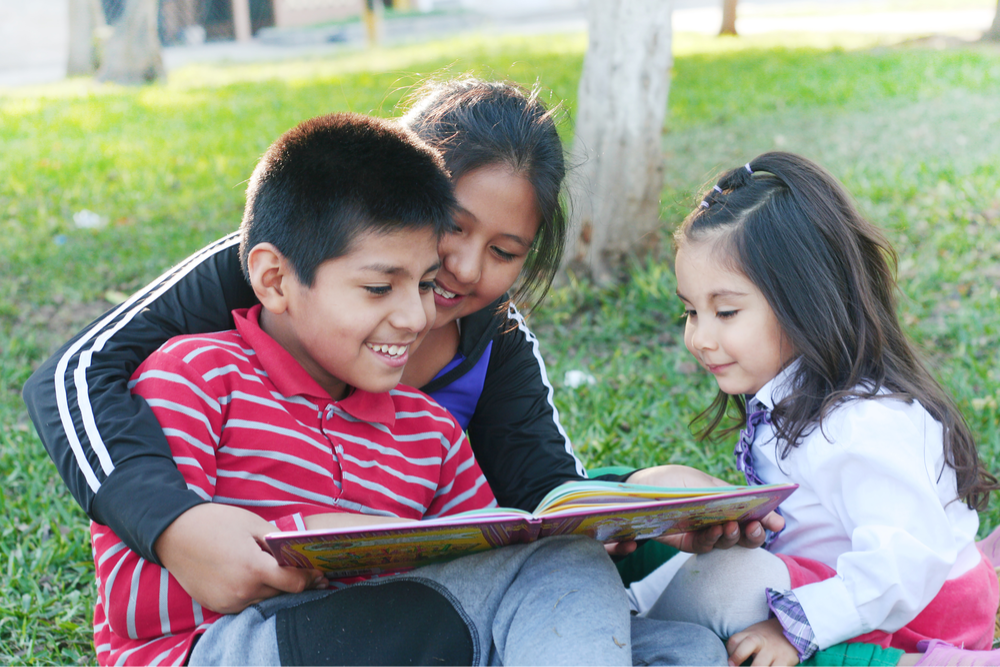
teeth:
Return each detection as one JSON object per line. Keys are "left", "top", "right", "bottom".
{"left": 368, "top": 343, "right": 406, "bottom": 358}
{"left": 433, "top": 284, "right": 457, "bottom": 299}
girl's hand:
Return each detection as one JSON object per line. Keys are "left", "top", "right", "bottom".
{"left": 657, "top": 520, "right": 754, "bottom": 553}
{"left": 604, "top": 541, "right": 638, "bottom": 557}
{"left": 756, "top": 510, "right": 785, "bottom": 540}
{"left": 726, "top": 618, "right": 800, "bottom": 666}
{"left": 626, "top": 464, "right": 730, "bottom": 490}
{"left": 626, "top": 465, "right": 785, "bottom": 553}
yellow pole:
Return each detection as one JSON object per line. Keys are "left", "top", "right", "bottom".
{"left": 362, "top": 0, "right": 384, "bottom": 47}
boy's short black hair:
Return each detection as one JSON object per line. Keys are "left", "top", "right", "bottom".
{"left": 239, "top": 112, "right": 456, "bottom": 286}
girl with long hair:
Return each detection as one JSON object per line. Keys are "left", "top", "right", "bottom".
{"left": 633, "top": 152, "right": 999, "bottom": 666}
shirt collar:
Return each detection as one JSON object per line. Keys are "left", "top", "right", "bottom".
{"left": 752, "top": 358, "right": 801, "bottom": 411}
{"left": 233, "top": 305, "right": 396, "bottom": 427}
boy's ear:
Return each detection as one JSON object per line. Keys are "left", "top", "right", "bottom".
{"left": 248, "top": 243, "right": 293, "bottom": 314}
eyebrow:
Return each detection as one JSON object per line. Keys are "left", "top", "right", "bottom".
{"left": 360, "top": 261, "right": 441, "bottom": 276}
{"left": 676, "top": 289, "right": 750, "bottom": 302}
{"left": 502, "top": 233, "right": 533, "bottom": 248}
{"left": 454, "top": 206, "right": 533, "bottom": 248}
{"left": 361, "top": 263, "right": 406, "bottom": 275}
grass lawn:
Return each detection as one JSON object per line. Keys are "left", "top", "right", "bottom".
{"left": 2, "top": 25, "right": 1000, "bottom": 665}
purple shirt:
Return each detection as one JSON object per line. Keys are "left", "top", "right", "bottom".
{"left": 426, "top": 341, "right": 494, "bottom": 431}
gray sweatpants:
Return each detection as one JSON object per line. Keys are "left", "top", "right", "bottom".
{"left": 189, "top": 535, "right": 727, "bottom": 666}
{"left": 641, "top": 547, "right": 792, "bottom": 640}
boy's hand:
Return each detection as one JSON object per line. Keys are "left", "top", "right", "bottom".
{"left": 155, "top": 503, "right": 321, "bottom": 615}
{"left": 726, "top": 618, "right": 800, "bottom": 666}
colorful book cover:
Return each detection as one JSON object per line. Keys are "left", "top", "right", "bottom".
{"left": 264, "top": 481, "right": 797, "bottom": 579}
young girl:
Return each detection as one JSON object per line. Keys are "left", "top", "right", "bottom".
{"left": 634, "top": 151, "right": 1000, "bottom": 666}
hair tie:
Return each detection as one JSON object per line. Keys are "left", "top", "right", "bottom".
{"left": 699, "top": 200, "right": 710, "bottom": 208}
{"left": 713, "top": 185, "right": 723, "bottom": 193}
{"left": 745, "top": 163, "right": 753, "bottom": 174}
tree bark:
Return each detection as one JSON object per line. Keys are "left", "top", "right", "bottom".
{"left": 984, "top": 0, "right": 1000, "bottom": 41}
{"left": 720, "top": 0, "right": 738, "bottom": 36}
{"left": 67, "top": 0, "right": 106, "bottom": 75}
{"left": 564, "top": 0, "right": 673, "bottom": 285}
{"left": 97, "top": 0, "right": 165, "bottom": 84}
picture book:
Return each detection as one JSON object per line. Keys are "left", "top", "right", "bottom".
{"left": 264, "top": 480, "right": 797, "bottom": 579}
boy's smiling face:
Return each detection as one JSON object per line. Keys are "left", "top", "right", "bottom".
{"left": 254, "top": 227, "right": 440, "bottom": 400}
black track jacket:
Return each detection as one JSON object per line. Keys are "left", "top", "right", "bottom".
{"left": 22, "top": 232, "right": 623, "bottom": 564}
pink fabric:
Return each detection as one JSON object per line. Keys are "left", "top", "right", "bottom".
{"left": 914, "top": 639, "right": 1000, "bottom": 666}
{"left": 977, "top": 526, "right": 1000, "bottom": 569}
{"left": 775, "top": 551, "right": 999, "bottom": 652}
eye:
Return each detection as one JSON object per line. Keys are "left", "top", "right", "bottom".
{"left": 717, "top": 310, "right": 738, "bottom": 319}
{"left": 365, "top": 285, "right": 391, "bottom": 296}
{"left": 492, "top": 246, "right": 517, "bottom": 262}
{"left": 418, "top": 280, "right": 435, "bottom": 292}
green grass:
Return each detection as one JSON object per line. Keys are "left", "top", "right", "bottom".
{"left": 2, "top": 28, "right": 1000, "bottom": 664}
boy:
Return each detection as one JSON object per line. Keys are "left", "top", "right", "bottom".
{"left": 91, "top": 113, "right": 634, "bottom": 666}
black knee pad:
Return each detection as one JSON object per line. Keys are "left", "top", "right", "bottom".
{"left": 275, "top": 579, "right": 475, "bottom": 665}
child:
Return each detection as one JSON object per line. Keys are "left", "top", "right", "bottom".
{"left": 89, "top": 112, "right": 649, "bottom": 666}
{"left": 632, "top": 152, "right": 1000, "bottom": 666}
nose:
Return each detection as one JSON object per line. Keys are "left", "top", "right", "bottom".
{"left": 442, "top": 238, "right": 482, "bottom": 286}
{"left": 688, "top": 319, "right": 717, "bottom": 353}
{"left": 390, "top": 286, "right": 429, "bottom": 334}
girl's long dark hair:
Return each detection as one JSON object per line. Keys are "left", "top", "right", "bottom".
{"left": 401, "top": 77, "right": 567, "bottom": 312}
{"left": 678, "top": 151, "right": 997, "bottom": 510}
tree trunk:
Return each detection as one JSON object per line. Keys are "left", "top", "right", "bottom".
{"left": 720, "top": 0, "right": 738, "bottom": 36}
{"left": 67, "top": 0, "right": 106, "bottom": 75}
{"left": 97, "top": 0, "right": 164, "bottom": 84}
{"left": 232, "top": 0, "right": 252, "bottom": 42}
{"left": 984, "top": 0, "right": 1000, "bottom": 41}
{"left": 564, "top": 0, "right": 673, "bottom": 285}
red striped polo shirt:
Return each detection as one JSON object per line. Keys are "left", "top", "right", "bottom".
{"left": 91, "top": 305, "right": 497, "bottom": 666}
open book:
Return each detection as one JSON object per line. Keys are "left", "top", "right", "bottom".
{"left": 264, "top": 480, "right": 797, "bottom": 579}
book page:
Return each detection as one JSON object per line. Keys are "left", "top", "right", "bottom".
{"left": 533, "top": 480, "right": 742, "bottom": 515}
{"left": 535, "top": 485, "right": 795, "bottom": 542}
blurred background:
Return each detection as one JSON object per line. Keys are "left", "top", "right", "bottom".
{"left": 2, "top": 0, "right": 995, "bottom": 86}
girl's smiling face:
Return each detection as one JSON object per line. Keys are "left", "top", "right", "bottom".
{"left": 431, "top": 165, "right": 541, "bottom": 327}
{"left": 675, "top": 238, "right": 794, "bottom": 396}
